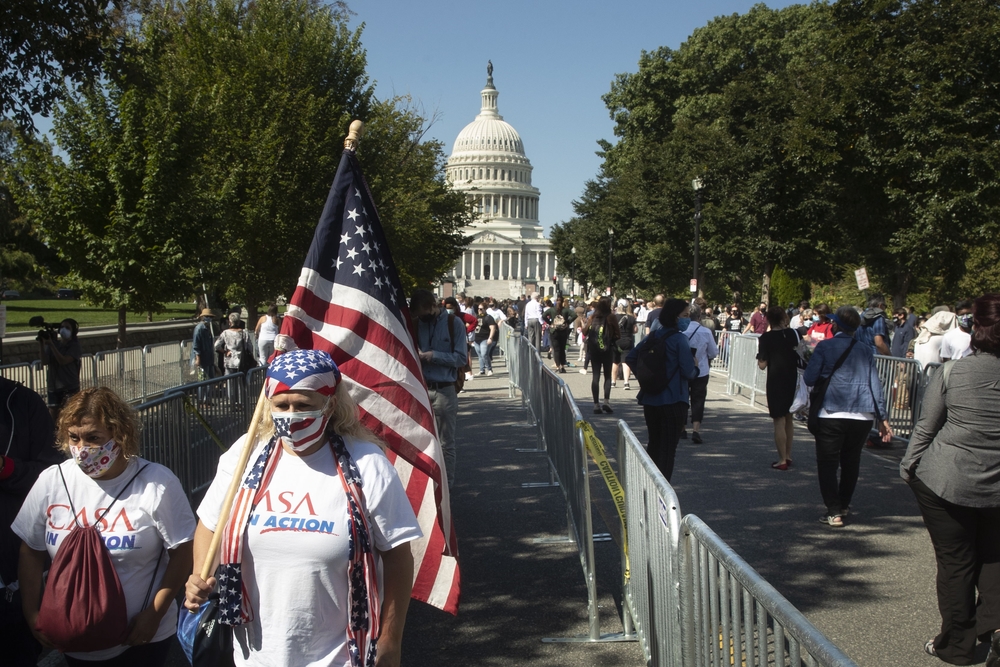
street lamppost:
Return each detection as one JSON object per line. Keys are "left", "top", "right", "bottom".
{"left": 691, "top": 178, "right": 704, "bottom": 304}
{"left": 608, "top": 228, "right": 614, "bottom": 297}
{"left": 571, "top": 246, "right": 577, "bottom": 296}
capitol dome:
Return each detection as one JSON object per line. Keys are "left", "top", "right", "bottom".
{"left": 444, "top": 63, "right": 560, "bottom": 300}
{"left": 446, "top": 63, "right": 541, "bottom": 240}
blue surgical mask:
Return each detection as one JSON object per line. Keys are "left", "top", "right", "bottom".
{"left": 812, "top": 315, "right": 820, "bottom": 322}
{"left": 676, "top": 317, "right": 691, "bottom": 331}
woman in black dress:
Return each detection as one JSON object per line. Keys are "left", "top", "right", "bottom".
{"left": 757, "top": 306, "right": 801, "bottom": 470}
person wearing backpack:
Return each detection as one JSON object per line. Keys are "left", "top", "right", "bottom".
{"left": 581, "top": 297, "right": 621, "bottom": 414}
{"left": 625, "top": 299, "right": 699, "bottom": 481}
{"left": 545, "top": 297, "right": 576, "bottom": 373}
{"left": 13, "top": 387, "right": 196, "bottom": 665}
{"left": 612, "top": 302, "right": 637, "bottom": 389}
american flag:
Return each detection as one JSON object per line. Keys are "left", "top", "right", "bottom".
{"left": 279, "top": 148, "right": 460, "bottom": 614}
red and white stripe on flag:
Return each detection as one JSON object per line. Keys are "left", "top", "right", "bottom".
{"left": 279, "top": 150, "right": 460, "bottom": 614}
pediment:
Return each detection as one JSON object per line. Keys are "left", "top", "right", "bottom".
{"left": 470, "top": 230, "right": 520, "bottom": 246}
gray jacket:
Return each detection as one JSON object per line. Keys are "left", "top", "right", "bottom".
{"left": 900, "top": 353, "right": 1000, "bottom": 507}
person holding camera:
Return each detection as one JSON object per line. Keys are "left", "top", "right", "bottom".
{"left": 38, "top": 318, "right": 82, "bottom": 422}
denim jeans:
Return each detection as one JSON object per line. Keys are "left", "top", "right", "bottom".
{"left": 474, "top": 339, "right": 495, "bottom": 372}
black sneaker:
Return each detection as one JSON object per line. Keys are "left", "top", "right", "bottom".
{"left": 986, "top": 630, "right": 1000, "bottom": 667}
{"left": 691, "top": 432, "right": 703, "bottom": 444}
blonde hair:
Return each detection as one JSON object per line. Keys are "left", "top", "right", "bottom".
{"left": 255, "top": 382, "right": 385, "bottom": 450}
{"left": 57, "top": 387, "right": 141, "bottom": 459}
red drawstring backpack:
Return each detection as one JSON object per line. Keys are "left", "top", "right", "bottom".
{"left": 35, "top": 464, "right": 149, "bottom": 652}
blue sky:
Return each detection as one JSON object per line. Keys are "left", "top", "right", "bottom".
{"left": 349, "top": 0, "right": 798, "bottom": 234}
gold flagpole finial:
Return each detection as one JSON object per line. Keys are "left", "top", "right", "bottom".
{"left": 344, "top": 120, "right": 364, "bottom": 152}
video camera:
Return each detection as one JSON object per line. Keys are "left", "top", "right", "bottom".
{"left": 29, "top": 316, "right": 60, "bottom": 343}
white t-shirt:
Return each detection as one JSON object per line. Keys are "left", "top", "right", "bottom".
{"left": 914, "top": 336, "right": 945, "bottom": 367}
{"left": 12, "top": 458, "right": 196, "bottom": 660}
{"left": 487, "top": 307, "right": 506, "bottom": 324}
{"left": 939, "top": 328, "right": 972, "bottom": 360}
{"left": 197, "top": 435, "right": 422, "bottom": 667}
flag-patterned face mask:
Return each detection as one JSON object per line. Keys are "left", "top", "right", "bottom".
{"left": 265, "top": 349, "right": 341, "bottom": 452}
{"left": 271, "top": 401, "right": 330, "bottom": 452}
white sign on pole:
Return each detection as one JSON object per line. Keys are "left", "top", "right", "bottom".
{"left": 689, "top": 279, "right": 698, "bottom": 293}
{"left": 0, "top": 304, "right": 6, "bottom": 337}
{"left": 854, "top": 267, "right": 870, "bottom": 291}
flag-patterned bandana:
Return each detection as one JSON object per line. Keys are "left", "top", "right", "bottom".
{"left": 264, "top": 348, "right": 342, "bottom": 398}
{"left": 217, "top": 433, "right": 380, "bottom": 667}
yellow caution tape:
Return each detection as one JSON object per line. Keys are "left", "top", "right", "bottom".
{"left": 181, "top": 394, "right": 226, "bottom": 451}
{"left": 577, "top": 420, "right": 630, "bottom": 580}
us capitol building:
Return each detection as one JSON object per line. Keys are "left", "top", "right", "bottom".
{"left": 441, "top": 63, "right": 562, "bottom": 299}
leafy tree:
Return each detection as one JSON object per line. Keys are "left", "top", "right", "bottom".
{"left": 1, "top": 0, "right": 123, "bottom": 132}
{"left": 357, "top": 99, "right": 472, "bottom": 290}
{"left": 0, "top": 121, "right": 59, "bottom": 290}
{"left": 828, "top": 0, "right": 1000, "bottom": 307}
{"left": 12, "top": 72, "right": 208, "bottom": 345}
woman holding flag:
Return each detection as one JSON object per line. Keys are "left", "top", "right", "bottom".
{"left": 184, "top": 349, "right": 422, "bottom": 667}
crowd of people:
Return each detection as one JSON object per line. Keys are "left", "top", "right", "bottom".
{"left": 1, "top": 285, "right": 996, "bottom": 667}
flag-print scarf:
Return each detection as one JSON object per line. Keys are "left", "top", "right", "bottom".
{"left": 218, "top": 433, "right": 380, "bottom": 667}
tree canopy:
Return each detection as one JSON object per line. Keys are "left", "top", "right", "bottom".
{"left": 1, "top": 0, "right": 122, "bottom": 132}
{"left": 9, "top": 0, "right": 471, "bottom": 341}
{"left": 562, "top": 0, "right": 1000, "bottom": 307}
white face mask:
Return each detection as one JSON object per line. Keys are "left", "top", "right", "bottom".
{"left": 271, "top": 408, "right": 329, "bottom": 452}
{"left": 59, "top": 327, "right": 72, "bottom": 340}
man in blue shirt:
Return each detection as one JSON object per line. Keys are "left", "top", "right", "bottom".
{"left": 857, "top": 294, "right": 890, "bottom": 355}
{"left": 410, "top": 289, "right": 468, "bottom": 489}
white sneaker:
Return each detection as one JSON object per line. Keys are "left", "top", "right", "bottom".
{"left": 465, "top": 372, "right": 473, "bottom": 381}
{"left": 486, "top": 370, "right": 493, "bottom": 376}
{"left": 579, "top": 369, "right": 587, "bottom": 374}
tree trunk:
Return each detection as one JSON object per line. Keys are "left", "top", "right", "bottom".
{"left": 892, "top": 271, "right": 912, "bottom": 311}
{"left": 246, "top": 302, "right": 259, "bottom": 332}
{"left": 760, "top": 261, "right": 775, "bottom": 308}
{"left": 117, "top": 306, "right": 127, "bottom": 349}
{"left": 146, "top": 310, "right": 153, "bottom": 322}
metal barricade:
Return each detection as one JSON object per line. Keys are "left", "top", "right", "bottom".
{"left": 136, "top": 393, "right": 194, "bottom": 496}
{"left": 711, "top": 330, "right": 733, "bottom": 372}
{"left": 618, "top": 420, "right": 683, "bottom": 665}
{"left": 726, "top": 334, "right": 766, "bottom": 405}
{"left": 0, "top": 362, "right": 36, "bottom": 389}
{"left": 680, "top": 515, "right": 858, "bottom": 667}
{"left": 164, "top": 373, "right": 250, "bottom": 497}
{"left": 94, "top": 347, "right": 146, "bottom": 402}
{"left": 142, "top": 341, "right": 187, "bottom": 398}
{"left": 246, "top": 366, "right": 267, "bottom": 399}
{"left": 500, "top": 321, "right": 610, "bottom": 642}
{"left": 872, "top": 355, "right": 923, "bottom": 440}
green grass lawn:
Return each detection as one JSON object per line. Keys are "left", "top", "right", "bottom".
{"left": 1, "top": 300, "right": 199, "bottom": 333}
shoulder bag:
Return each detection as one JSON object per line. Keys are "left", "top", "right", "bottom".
{"left": 807, "top": 340, "right": 856, "bottom": 435}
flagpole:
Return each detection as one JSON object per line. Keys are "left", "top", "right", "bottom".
{"left": 345, "top": 119, "right": 363, "bottom": 152}
{"left": 198, "top": 120, "right": 366, "bottom": 582}
{"left": 199, "top": 385, "right": 269, "bottom": 581}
